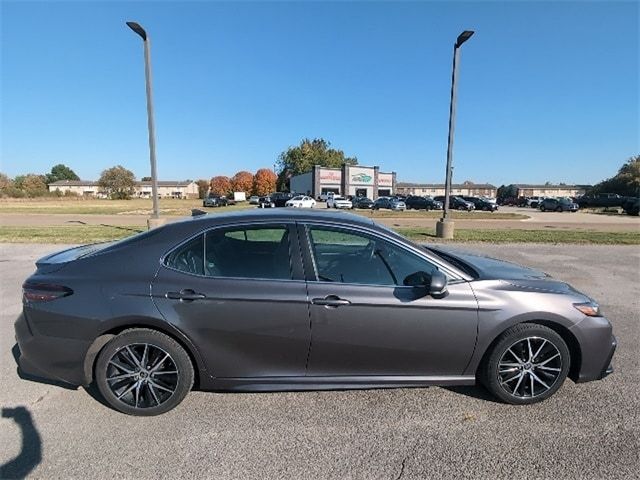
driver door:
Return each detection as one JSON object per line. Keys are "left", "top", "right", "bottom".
{"left": 302, "top": 224, "right": 478, "bottom": 377}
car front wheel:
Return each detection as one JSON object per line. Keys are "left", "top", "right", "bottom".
{"left": 480, "top": 323, "right": 570, "bottom": 405}
{"left": 95, "top": 328, "right": 194, "bottom": 416}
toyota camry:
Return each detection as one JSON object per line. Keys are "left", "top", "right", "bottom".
{"left": 15, "top": 209, "right": 616, "bottom": 415}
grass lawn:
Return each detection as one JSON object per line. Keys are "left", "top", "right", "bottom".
{"left": 1, "top": 225, "right": 638, "bottom": 245}
{"left": 397, "top": 228, "right": 640, "bottom": 245}
{"left": 0, "top": 197, "right": 253, "bottom": 216}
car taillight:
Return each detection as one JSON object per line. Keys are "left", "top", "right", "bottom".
{"left": 22, "top": 282, "right": 73, "bottom": 303}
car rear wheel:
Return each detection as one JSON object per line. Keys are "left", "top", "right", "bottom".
{"left": 95, "top": 328, "right": 194, "bottom": 416}
{"left": 480, "top": 323, "right": 570, "bottom": 405}
{"left": 556, "top": 206, "right": 563, "bottom": 212}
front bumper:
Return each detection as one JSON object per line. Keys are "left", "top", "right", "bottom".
{"left": 14, "top": 311, "right": 91, "bottom": 386}
{"left": 570, "top": 313, "right": 617, "bottom": 383}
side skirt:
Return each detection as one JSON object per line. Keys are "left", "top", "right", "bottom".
{"left": 206, "top": 375, "right": 476, "bottom": 393}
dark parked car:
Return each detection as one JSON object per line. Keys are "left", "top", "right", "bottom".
{"left": 622, "top": 197, "right": 639, "bottom": 216}
{"left": 462, "top": 196, "right": 498, "bottom": 212}
{"left": 539, "top": 197, "right": 579, "bottom": 212}
{"left": 434, "top": 196, "right": 475, "bottom": 211}
{"left": 202, "top": 195, "right": 228, "bottom": 208}
{"left": 577, "top": 193, "right": 626, "bottom": 208}
{"left": 257, "top": 196, "right": 275, "bottom": 208}
{"left": 16, "top": 210, "right": 616, "bottom": 415}
{"left": 351, "top": 197, "right": 374, "bottom": 209}
{"left": 405, "top": 196, "right": 443, "bottom": 211}
{"left": 372, "top": 197, "right": 406, "bottom": 211}
{"left": 270, "top": 192, "right": 295, "bottom": 208}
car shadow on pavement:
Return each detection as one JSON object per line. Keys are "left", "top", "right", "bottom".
{"left": 1, "top": 406, "right": 42, "bottom": 479}
{"left": 11, "top": 344, "right": 77, "bottom": 391}
{"left": 443, "top": 385, "right": 502, "bottom": 403}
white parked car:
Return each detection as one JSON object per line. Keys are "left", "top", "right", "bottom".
{"left": 326, "top": 195, "right": 353, "bottom": 209}
{"left": 249, "top": 195, "right": 260, "bottom": 205}
{"left": 285, "top": 195, "right": 316, "bottom": 208}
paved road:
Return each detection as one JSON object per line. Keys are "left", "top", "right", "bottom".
{"left": 1, "top": 206, "right": 639, "bottom": 232}
{"left": 1, "top": 243, "right": 638, "bottom": 479}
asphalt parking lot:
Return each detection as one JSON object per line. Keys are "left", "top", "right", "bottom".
{"left": 1, "top": 243, "right": 638, "bottom": 479}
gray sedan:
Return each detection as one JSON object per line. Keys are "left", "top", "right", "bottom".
{"left": 15, "top": 210, "right": 615, "bottom": 415}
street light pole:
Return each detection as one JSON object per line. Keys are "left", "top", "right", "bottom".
{"left": 126, "top": 21, "right": 160, "bottom": 221}
{"left": 436, "top": 30, "right": 474, "bottom": 239}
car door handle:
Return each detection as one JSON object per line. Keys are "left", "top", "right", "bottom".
{"left": 165, "top": 289, "right": 206, "bottom": 301}
{"left": 312, "top": 296, "right": 351, "bottom": 307}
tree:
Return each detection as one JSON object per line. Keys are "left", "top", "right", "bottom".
{"left": 276, "top": 138, "right": 358, "bottom": 191}
{"left": 496, "top": 184, "right": 518, "bottom": 201}
{"left": 231, "top": 171, "right": 254, "bottom": 195}
{"left": 98, "top": 165, "right": 136, "bottom": 199}
{"left": 0, "top": 173, "right": 11, "bottom": 191}
{"left": 591, "top": 155, "right": 640, "bottom": 197}
{"left": 209, "top": 176, "right": 232, "bottom": 196}
{"left": 45, "top": 164, "right": 80, "bottom": 184}
{"left": 196, "top": 179, "right": 210, "bottom": 199}
{"left": 253, "top": 168, "right": 277, "bottom": 196}
{"left": 141, "top": 176, "right": 152, "bottom": 182}
{"left": 13, "top": 174, "right": 48, "bottom": 197}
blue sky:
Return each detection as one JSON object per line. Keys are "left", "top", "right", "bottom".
{"left": 1, "top": 0, "right": 638, "bottom": 186}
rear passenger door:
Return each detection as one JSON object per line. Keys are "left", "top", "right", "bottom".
{"left": 152, "top": 223, "right": 311, "bottom": 378}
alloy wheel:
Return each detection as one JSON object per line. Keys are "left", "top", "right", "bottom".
{"left": 497, "top": 336, "right": 562, "bottom": 398}
{"left": 105, "top": 343, "right": 179, "bottom": 409}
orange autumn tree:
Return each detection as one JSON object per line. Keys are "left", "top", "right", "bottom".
{"left": 209, "top": 176, "right": 232, "bottom": 196}
{"left": 253, "top": 168, "right": 277, "bottom": 196}
{"left": 231, "top": 171, "right": 254, "bottom": 196}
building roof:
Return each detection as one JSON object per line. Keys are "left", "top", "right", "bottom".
{"left": 397, "top": 182, "right": 496, "bottom": 189}
{"left": 49, "top": 180, "right": 195, "bottom": 187}
{"left": 48, "top": 180, "right": 98, "bottom": 186}
{"left": 513, "top": 184, "right": 589, "bottom": 189}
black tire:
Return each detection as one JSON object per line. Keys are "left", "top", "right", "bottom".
{"left": 556, "top": 206, "right": 563, "bottom": 212}
{"left": 95, "top": 328, "right": 194, "bottom": 416}
{"left": 479, "top": 323, "right": 570, "bottom": 405}
{"left": 541, "top": 206, "right": 546, "bottom": 212}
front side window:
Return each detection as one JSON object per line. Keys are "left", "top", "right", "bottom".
{"left": 307, "top": 226, "right": 438, "bottom": 286}
{"left": 165, "top": 225, "right": 292, "bottom": 280}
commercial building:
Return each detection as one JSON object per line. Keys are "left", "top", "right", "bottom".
{"left": 513, "top": 184, "right": 588, "bottom": 198}
{"left": 289, "top": 164, "right": 396, "bottom": 200}
{"left": 48, "top": 180, "right": 199, "bottom": 199}
{"left": 396, "top": 181, "right": 497, "bottom": 198}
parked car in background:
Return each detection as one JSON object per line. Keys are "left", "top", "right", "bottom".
{"left": 257, "top": 196, "right": 275, "bottom": 208}
{"left": 203, "top": 195, "right": 228, "bottom": 208}
{"left": 373, "top": 197, "right": 406, "bottom": 211}
{"left": 539, "top": 197, "right": 579, "bottom": 212}
{"left": 285, "top": 195, "right": 316, "bottom": 208}
{"left": 577, "top": 193, "right": 626, "bottom": 208}
{"left": 462, "top": 196, "right": 498, "bottom": 212}
{"left": 405, "top": 196, "right": 442, "bottom": 211}
{"left": 270, "top": 192, "right": 295, "bottom": 208}
{"left": 351, "top": 197, "right": 374, "bottom": 209}
{"left": 434, "top": 196, "right": 475, "bottom": 212}
{"left": 16, "top": 209, "right": 616, "bottom": 415}
{"left": 526, "top": 197, "right": 544, "bottom": 208}
{"left": 320, "top": 191, "right": 340, "bottom": 202}
{"left": 327, "top": 195, "right": 353, "bottom": 209}
{"left": 249, "top": 196, "right": 260, "bottom": 205}
{"left": 622, "top": 197, "right": 639, "bottom": 216}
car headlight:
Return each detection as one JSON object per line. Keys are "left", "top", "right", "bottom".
{"left": 573, "top": 301, "right": 602, "bottom": 317}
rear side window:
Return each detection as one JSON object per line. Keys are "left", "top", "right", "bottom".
{"left": 164, "top": 226, "right": 292, "bottom": 279}
{"left": 206, "top": 226, "right": 291, "bottom": 279}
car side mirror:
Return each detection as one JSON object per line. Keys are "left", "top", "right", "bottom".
{"left": 403, "top": 270, "right": 448, "bottom": 298}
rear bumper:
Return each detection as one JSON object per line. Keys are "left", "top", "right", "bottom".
{"left": 14, "top": 311, "right": 90, "bottom": 386}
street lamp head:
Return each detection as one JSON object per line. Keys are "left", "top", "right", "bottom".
{"left": 126, "top": 21, "right": 147, "bottom": 41}
{"left": 455, "top": 30, "right": 474, "bottom": 48}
